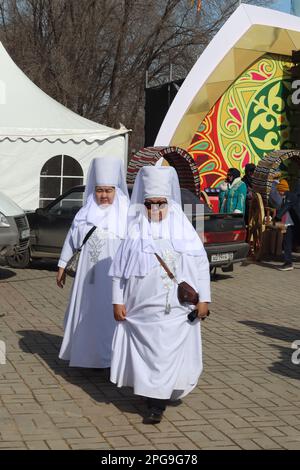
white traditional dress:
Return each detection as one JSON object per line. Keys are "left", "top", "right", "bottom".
{"left": 109, "top": 166, "right": 211, "bottom": 399}
{"left": 58, "top": 157, "right": 129, "bottom": 368}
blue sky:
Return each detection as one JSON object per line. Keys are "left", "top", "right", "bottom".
{"left": 248, "top": 0, "right": 300, "bottom": 14}
{"left": 272, "top": 0, "right": 291, "bottom": 12}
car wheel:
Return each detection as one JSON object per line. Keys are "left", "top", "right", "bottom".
{"left": 6, "top": 248, "right": 31, "bottom": 269}
{"left": 221, "top": 263, "right": 233, "bottom": 273}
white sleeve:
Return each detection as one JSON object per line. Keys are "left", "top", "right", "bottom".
{"left": 197, "top": 253, "right": 211, "bottom": 303}
{"left": 58, "top": 228, "right": 75, "bottom": 269}
{"left": 112, "top": 277, "right": 125, "bottom": 304}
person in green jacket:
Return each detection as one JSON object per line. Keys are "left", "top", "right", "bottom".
{"left": 219, "top": 168, "right": 247, "bottom": 214}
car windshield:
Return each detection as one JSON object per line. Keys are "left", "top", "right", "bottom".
{"left": 44, "top": 185, "right": 211, "bottom": 217}
{"left": 47, "top": 191, "right": 84, "bottom": 217}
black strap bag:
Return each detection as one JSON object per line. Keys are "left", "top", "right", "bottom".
{"left": 65, "top": 226, "right": 97, "bottom": 278}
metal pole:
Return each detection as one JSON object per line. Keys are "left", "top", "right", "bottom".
{"left": 124, "top": 132, "right": 129, "bottom": 169}
{"left": 145, "top": 70, "right": 149, "bottom": 89}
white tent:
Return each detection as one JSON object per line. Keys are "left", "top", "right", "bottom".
{"left": 0, "top": 42, "right": 129, "bottom": 210}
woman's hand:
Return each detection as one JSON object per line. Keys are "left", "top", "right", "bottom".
{"left": 56, "top": 267, "right": 66, "bottom": 288}
{"left": 114, "top": 304, "right": 126, "bottom": 321}
{"left": 196, "top": 302, "right": 210, "bottom": 321}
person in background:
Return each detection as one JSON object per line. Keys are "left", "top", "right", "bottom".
{"left": 219, "top": 168, "right": 247, "bottom": 214}
{"left": 242, "top": 163, "right": 256, "bottom": 224}
{"left": 242, "top": 163, "right": 256, "bottom": 189}
{"left": 273, "top": 179, "right": 300, "bottom": 271}
{"left": 269, "top": 173, "right": 283, "bottom": 210}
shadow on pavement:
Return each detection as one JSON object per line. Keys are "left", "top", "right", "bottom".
{"left": 0, "top": 256, "right": 58, "bottom": 273}
{"left": 0, "top": 267, "right": 16, "bottom": 281}
{"left": 242, "top": 259, "right": 300, "bottom": 271}
{"left": 28, "top": 259, "right": 58, "bottom": 272}
{"left": 268, "top": 344, "right": 300, "bottom": 380}
{"left": 252, "top": 262, "right": 284, "bottom": 271}
{"left": 257, "top": 261, "right": 299, "bottom": 271}
{"left": 17, "top": 329, "right": 147, "bottom": 419}
{"left": 210, "top": 272, "right": 233, "bottom": 282}
{"left": 240, "top": 321, "right": 300, "bottom": 380}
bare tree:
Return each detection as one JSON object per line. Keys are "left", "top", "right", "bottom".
{"left": 0, "top": 0, "right": 275, "bottom": 151}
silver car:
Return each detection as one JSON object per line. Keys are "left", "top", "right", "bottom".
{"left": 0, "top": 191, "right": 30, "bottom": 267}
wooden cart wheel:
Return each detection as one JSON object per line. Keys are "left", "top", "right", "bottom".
{"left": 247, "top": 192, "right": 265, "bottom": 261}
{"left": 200, "top": 191, "right": 213, "bottom": 210}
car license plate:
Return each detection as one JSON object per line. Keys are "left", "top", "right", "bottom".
{"left": 21, "top": 229, "right": 30, "bottom": 239}
{"left": 211, "top": 252, "right": 233, "bottom": 262}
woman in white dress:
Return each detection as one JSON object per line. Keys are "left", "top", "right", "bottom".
{"left": 56, "top": 157, "right": 129, "bottom": 368}
{"left": 109, "top": 166, "right": 211, "bottom": 423}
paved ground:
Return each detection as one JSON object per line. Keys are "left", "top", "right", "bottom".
{"left": 0, "top": 256, "right": 300, "bottom": 450}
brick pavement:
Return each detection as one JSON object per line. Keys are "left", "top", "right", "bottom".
{"left": 0, "top": 257, "right": 300, "bottom": 450}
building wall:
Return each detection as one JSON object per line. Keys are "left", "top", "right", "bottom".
{"left": 187, "top": 53, "right": 293, "bottom": 189}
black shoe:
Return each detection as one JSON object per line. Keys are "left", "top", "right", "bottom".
{"left": 278, "top": 263, "right": 294, "bottom": 271}
{"left": 143, "top": 407, "right": 164, "bottom": 424}
{"left": 167, "top": 398, "right": 182, "bottom": 407}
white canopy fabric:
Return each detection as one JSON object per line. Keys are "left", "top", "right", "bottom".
{"left": 0, "top": 42, "right": 127, "bottom": 142}
{"left": 0, "top": 42, "right": 129, "bottom": 209}
{"left": 0, "top": 126, "right": 128, "bottom": 144}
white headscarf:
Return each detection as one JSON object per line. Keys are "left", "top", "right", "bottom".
{"left": 83, "top": 157, "right": 128, "bottom": 204}
{"left": 74, "top": 157, "right": 129, "bottom": 238}
{"left": 110, "top": 166, "right": 206, "bottom": 278}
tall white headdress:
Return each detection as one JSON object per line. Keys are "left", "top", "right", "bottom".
{"left": 110, "top": 165, "right": 206, "bottom": 279}
{"left": 84, "top": 157, "right": 129, "bottom": 204}
{"left": 74, "top": 157, "right": 129, "bottom": 236}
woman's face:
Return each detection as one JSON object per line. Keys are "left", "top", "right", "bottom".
{"left": 226, "top": 172, "right": 234, "bottom": 184}
{"left": 95, "top": 186, "right": 115, "bottom": 205}
{"left": 144, "top": 197, "right": 168, "bottom": 222}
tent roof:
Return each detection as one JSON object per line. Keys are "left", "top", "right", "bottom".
{"left": 155, "top": 4, "right": 300, "bottom": 149}
{"left": 0, "top": 42, "right": 128, "bottom": 143}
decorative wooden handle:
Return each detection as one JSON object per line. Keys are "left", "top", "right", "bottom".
{"left": 154, "top": 253, "right": 175, "bottom": 280}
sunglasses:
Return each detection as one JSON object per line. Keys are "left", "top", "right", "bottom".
{"left": 144, "top": 200, "right": 168, "bottom": 209}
